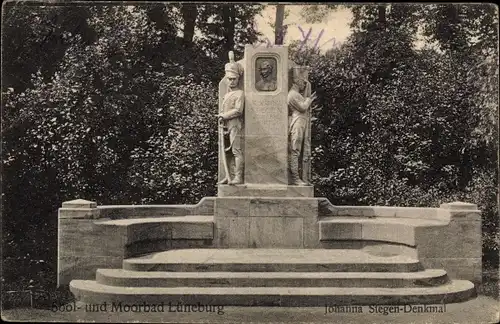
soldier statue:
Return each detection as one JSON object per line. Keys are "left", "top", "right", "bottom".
{"left": 288, "top": 66, "right": 316, "bottom": 185}
{"left": 218, "top": 52, "right": 245, "bottom": 185}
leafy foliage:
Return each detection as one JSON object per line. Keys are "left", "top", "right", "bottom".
{"left": 128, "top": 77, "right": 218, "bottom": 204}
{"left": 2, "top": 4, "right": 96, "bottom": 91}
{"left": 1, "top": 3, "right": 258, "bottom": 307}
{"left": 299, "top": 4, "right": 345, "bottom": 24}
{"left": 417, "top": 4, "right": 499, "bottom": 56}
{"left": 291, "top": 4, "right": 498, "bottom": 259}
{"left": 196, "top": 4, "right": 263, "bottom": 58}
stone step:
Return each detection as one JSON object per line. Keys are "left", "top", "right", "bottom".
{"left": 96, "top": 268, "right": 449, "bottom": 288}
{"left": 123, "top": 249, "right": 423, "bottom": 272}
{"left": 70, "top": 280, "right": 476, "bottom": 306}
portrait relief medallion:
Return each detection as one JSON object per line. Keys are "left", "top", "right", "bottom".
{"left": 255, "top": 57, "right": 277, "bottom": 92}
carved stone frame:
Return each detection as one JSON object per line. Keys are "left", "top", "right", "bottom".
{"left": 252, "top": 53, "right": 281, "bottom": 95}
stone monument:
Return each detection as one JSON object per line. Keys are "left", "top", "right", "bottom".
{"left": 63, "top": 44, "right": 481, "bottom": 309}
{"left": 214, "top": 45, "right": 319, "bottom": 248}
{"left": 217, "top": 45, "right": 314, "bottom": 198}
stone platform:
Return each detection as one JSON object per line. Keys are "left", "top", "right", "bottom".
{"left": 57, "top": 41, "right": 483, "bottom": 311}
{"left": 218, "top": 184, "right": 313, "bottom": 197}
{"left": 60, "top": 199, "right": 482, "bottom": 307}
{"left": 70, "top": 248, "right": 476, "bottom": 306}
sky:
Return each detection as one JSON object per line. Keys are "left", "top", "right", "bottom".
{"left": 254, "top": 5, "right": 353, "bottom": 53}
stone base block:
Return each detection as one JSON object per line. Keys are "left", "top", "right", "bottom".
{"left": 217, "top": 184, "right": 313, "bottom": 197}
{"left": 58, "top": 255, "right": 123, "bottom": 286}
{"left": 215, "top": 197, "right": 318, "bottom": 248}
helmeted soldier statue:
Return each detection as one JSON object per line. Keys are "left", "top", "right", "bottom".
{"left": 288, "top": 66, "right": 316, "bottom": 185}
{"left": 218, "top": 53, "right": 245, "bottom": 185}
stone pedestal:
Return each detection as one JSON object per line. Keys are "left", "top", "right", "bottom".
{"left": 213, "top": 46, "right": 319, "bottom": 248}
{"left": 59, "top": 199, "right": 100, "bottom": 219}
{"left": 218, "top": 184, "right": 313, "bottom": 197}
{"left": 418, "top": 202, "right": 482, "bottom": 283}
{"left": 243, "top": 45, "right": 289, "bottom": 185}
{"left": 58, "top": 199, "right": 110, "bottom": 286}
{"left": 214, "top": 197, "right": 319, "bottom": 248}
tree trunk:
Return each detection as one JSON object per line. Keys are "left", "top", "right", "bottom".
{"left": 222, "top": 5, "right": 235, "bottom": 54}
{"left": 377, "top": 5, "right": 386, "bottom": 30}
{"left": 445, "top": 4, "right": 467, "bottom": 53}
{"left": 275, "top": 4, "right": 285, "bottom": 45}
{"left": 147, "top": 5, "right": 168, "bottom": 30}
{"left": 180, "top": 4, "right": 197, "bottom": 47}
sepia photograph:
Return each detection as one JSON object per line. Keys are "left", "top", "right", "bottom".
{"left": 2, "top": 1, "right": 499, "bottom": 323}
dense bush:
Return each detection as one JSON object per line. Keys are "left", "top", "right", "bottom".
{"left": 1, "top": 5, "right": 226, "bottom": 307}
{"left": 290, "top": 7, "right": 498, "bottom": 271}
{"left": 128, "top": 76, "right": 218, "bottom": 204}
{"left": 307, "top": 47, "right": 496, "bottom": 207}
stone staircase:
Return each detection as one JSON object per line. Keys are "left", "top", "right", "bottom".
{"left": 70, "top": 248, "right": 476, "bottom": 306}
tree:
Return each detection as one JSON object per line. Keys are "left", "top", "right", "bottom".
{"left": 1, "top": 4, "right": 218, "bottom": 303}
{"left": 299, "top": 4, "right": 345, "bottom": 23}
{"left": 1, "top": 3, "right": 96, "bottom": 92}
{"left": 298, "top": 3, "right": 497, "bottom": 209}
{"left": 3, "top": 3, "right": 266, "bottom": 302}
{"left": 180, "top": 3, "right": 198, "bottom": 47}
{"left": 196, "top": 4, "right": 263, "bottom": 58}
{"left": 275, "top": 4, "right": 285, "bottom": 45}
{"left": 417, "top": 4, "right": 498, "bottom": 56}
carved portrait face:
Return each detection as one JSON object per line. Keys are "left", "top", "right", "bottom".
{"left": 255, "top": 58, "right": 277, "bottom": 92}
{"left": 259, "top": 61, "right": 273, "bottom": 79}
{"left": 226, "top": 74, "right": 239, "bottom": 88}
{"left": 296, "top": 79, "right": 306, "bottom": 92}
